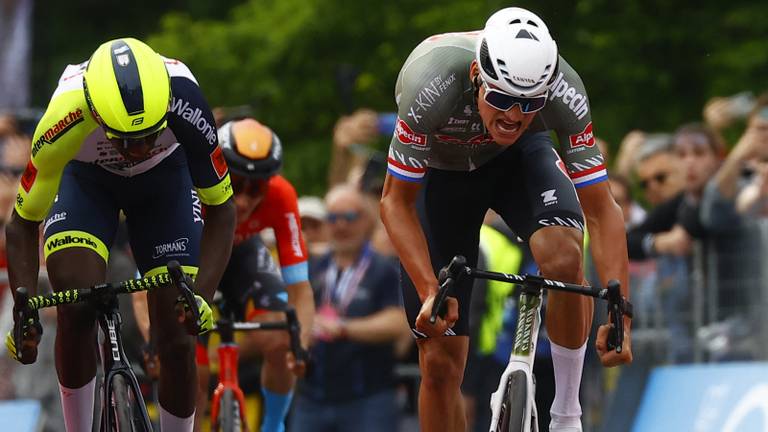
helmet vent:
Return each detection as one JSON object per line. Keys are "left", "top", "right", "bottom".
{"left": 515, "top": 29, "right": 539, "bottom": 41}
{"left": 479, "top": 39, "right": 499, "bottom": 80}
{"left": 109, "top": 40, "right": 145, "bottom": 116}
{"left": 509, "top": 19, "right": 521, "bottom": 24}
{"left": 527, "top": 20, "right": 539, "bottom": 27}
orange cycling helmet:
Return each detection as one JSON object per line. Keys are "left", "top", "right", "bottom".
{"left": 217, "top": 118, "right": 283, "bottom": 179}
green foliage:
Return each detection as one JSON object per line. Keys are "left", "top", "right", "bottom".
{"left": 30, "top": 0, "right": 768, "bottom": 194}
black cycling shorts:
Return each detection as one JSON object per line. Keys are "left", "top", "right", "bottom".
{"left": 196, "top": 235, "right": 288, "bottom": 361}
{"left": 402, "top": 131, "right": 585, "bottom": 338}
{"left": 42, "top": 148, "right": 203, "bottom": 277}
{"left": 217, "top": 235, "right": 288, "bottom": 320}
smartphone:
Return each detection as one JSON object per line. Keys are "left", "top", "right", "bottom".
{"left": 728, "top": 91, "right": 755, "bottom": 119}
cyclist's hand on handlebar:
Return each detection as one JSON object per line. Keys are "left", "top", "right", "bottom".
{"left": 6, "top": 311, "right": 43, "bottom": 364}
{"left": 174, "top": 294, "right": 214, "bottom": 335}
{"left": 416, "top": 293, "right": 458, "bottom": 338}
{"left": 141, "top": 344, "right": 161, "bottom": 381}
{"left": 595, "top": 320, "right": 633, "bottom": 367}
{"left": 286, "top": 351, "right": 308, "bottom": 378}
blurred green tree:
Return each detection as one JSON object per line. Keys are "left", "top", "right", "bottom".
{"left": 30, "top": 0, "right": 768, "bottom": 195}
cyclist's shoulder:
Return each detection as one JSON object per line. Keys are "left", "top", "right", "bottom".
{"left": 538, "top": 56, "right": 591, "bottom": 127}
{"left": 395, "top": 33, "right": 476, "bottom": 135}
{"left": 397, "top": 31, "right": 476, "bottom": 97}
{"left": 44, "top": 61, "right": 92, "bottom": 112}
{"left": 163, "top": 57, "right": 199, "bottom": 85}
{"left": 165, "top": 57, "right": 209, "bottom": 112}
{"left": 405, "top": 31, "right": 479, "bottom": 62}
{"left": 265, "top": 175, "right": 298, "bottom": 205}
{"left": 33, "top": 62, "right": 98, "bottom": 161}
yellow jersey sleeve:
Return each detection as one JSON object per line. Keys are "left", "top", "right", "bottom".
{"left": 16, "top": 89, "right": 97, "bottom": 222}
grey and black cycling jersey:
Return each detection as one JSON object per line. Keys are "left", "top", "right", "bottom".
{"left": 386, "top": 31, "right": 606, "bottom": 189}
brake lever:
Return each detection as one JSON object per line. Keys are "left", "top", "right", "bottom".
{"left": 167, "top": 260, "right": 202, "bottom": 333}
{"left": 605, "top": 280, "right": 633, "bottom": 354}
{"left": 430, "top": 256, "right": 467, "bottom": 324}
{"left": 605, "top": 280, "right": 623, "bottom": 353}
{"left": 285, "top": 307, "right": 307, "bottom": 363}
{"left": 13, "top": 287, "right": 30, "bottom": 352}
{"left": 429, "top": 277, "right": 452, "bottom": 324}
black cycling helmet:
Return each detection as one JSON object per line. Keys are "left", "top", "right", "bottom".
{"left": 217, "top": 118, "right": 282, "bottom": 179}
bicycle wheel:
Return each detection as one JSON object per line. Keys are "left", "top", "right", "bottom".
{"left": 110, "top": 374, "right": 134, "bottom": 432}
{"left": 217, "top": 389, "right": 243, "bottom": 432}
{"left": 107, "top": 374, "right": 151, "bottom": 432}
{"left": 499, "top": 370, "right": 528, "bottom": 432}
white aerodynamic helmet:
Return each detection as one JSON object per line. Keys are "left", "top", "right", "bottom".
{"left": 475, "top": 7, "right": 559, "bottom": 97}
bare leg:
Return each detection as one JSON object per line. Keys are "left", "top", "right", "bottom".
{"left": 417, "top": 336, "right": 469, "bottom": 432}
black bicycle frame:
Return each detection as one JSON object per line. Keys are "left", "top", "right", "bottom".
{"left": 97, "top": 294, "right": 152, "bottom": 431}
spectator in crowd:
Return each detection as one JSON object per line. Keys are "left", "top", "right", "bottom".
{"left": 298, "top": 195, "right": 330, "bottom": 258}
{"left": 613, "top": 130, "right": 647, "bottom": 180}
{"left": 328, "top": 108, "right": 396, "bottom": 189}
{"left": 633, "top": 134, "right": 682, "bottom": 207}
{"left": 730, "top": 101, "right": 768, "bottom": 217}
{"left": 700, "top": 94, "right": 768, "bottom": 360}
{"left": 290, "top": 183, "right": 408, "bottom": 432}
{"left": 703, "top": 91, "right": 756, "bottom": 133}
{"left": 627, "top": 124, "right": 722, "bottom": 260}
{"left": 608, "top": 175, "right": 646, "bottom": 229}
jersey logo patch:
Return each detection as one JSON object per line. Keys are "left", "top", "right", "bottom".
{"left": 20, "top": 160, "right": 37, "bottom": 193}
{"left": 395, "top": 118, "right": 427, "bottom": 146}
{"left": 549, "top": 72, "right": 589, "bottom": 120}
{"left": 541, "top": 189, "right": 558, "bottom": 206}
{"left": 32, "top": 108, "right": 84, "bottom": 157}
{"left": 210, "top": 146, "right": 228, "bottom": 179}
{"left": 568, "top": 121, "right": 595, "bottom": 149}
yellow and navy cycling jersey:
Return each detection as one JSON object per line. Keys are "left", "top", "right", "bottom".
{"left": 16, "top": 57, "right": 232, "bottom": 222}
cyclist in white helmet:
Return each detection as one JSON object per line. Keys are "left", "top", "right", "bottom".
{"left": 380, "top": 7, "right": 632, "bottom": 432}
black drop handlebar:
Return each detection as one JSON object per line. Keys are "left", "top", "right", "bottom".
{"left": 211, "top": 307, "right": 307, "bottom": 363}
{"left": 14, "top": 261, "right": 203, "bottom": 338}
{"left": 14, "top": 261, "right": 306, "bottom": 365}
{"left": 429, "top": 255, "right": 633, "bottom": 354}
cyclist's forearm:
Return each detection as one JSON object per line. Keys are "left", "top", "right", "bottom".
{"left": 380, "top": 196, "right": 437, "bottom": 301}
{"left": 6, "top": 211, "right": 41, "bottom": 298}
{"left": 132, "top": 291, "right": 151, "bottom": 343}
{"left": 344, "top": 307, "right": 407, "bottom": 343}
{"left": 584, "top": 199, "right": 630, "bottom": 300}
{"left": 196, "top": 198, "right": 236, "bottom": 301}
{"left": 286, "top": 280, "right": 315, "bottom": 347}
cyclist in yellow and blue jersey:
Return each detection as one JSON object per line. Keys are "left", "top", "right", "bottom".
{"left": 5, "top": 38, "right": 235, "bottom": 432}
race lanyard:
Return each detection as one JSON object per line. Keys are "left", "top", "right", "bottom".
{"left": 322, "top": 244, "right": 373, "bottom": 315}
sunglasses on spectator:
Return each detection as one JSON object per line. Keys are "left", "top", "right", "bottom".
{"left": 480, "top": 78, "right": 548, "bottom": 113}
{"left": 231, "top": 175, "right": 267, "bottom": 197}
{"left": 327, "top": 211, "right": 360, "bottom": 224}
{"left": 639, "top": 173, "right": 668, "bottom": 190}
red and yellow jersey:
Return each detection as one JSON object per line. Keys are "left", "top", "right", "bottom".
{"left": 234, "top": 175, "right": 309, "bottom": 285}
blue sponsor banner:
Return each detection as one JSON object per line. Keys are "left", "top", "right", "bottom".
{"left": 633, "top": 362, "right": 768, "bottom": 432}
{"left": 0, "top": 399, "right": 41, "bottom": 432}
